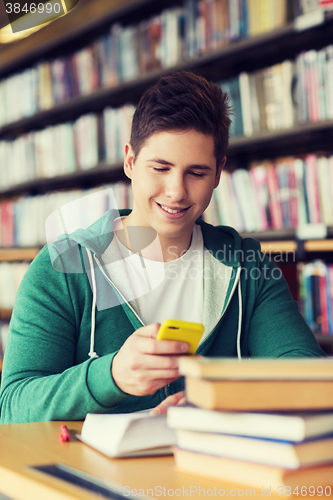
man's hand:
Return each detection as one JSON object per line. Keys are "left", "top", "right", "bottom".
{"left": 111, "top": 323, "right": 189, "bottom": 397}
{"left": 150, "top": 391, "right": 186, "bottom": 415}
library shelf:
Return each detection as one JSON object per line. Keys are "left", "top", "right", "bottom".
{"left": 227, "top": 120, "right": 333, "bottom": 160}
{"left": 241, "top": 229, "right": 333, "bottom": 255}
{"left": 0, "top": 162, "right": 125, "bottom": 198}
{"left": 241, "top": 238, "right": 333, "bottom": 255}
{"left": 259, "top": 241, "right": 297, "bottom": 254}
{"left": 1, "top": 7, "right": 333, "bottom": 144}
{"left": 303, "top": 240, "right": 333, "bottom": 253}
{"left": 1, "top": 3, "right": 333, "bottom": 81}
{"left": 242, "top": 228, "right": 333, "bottom": 241}
{"left": 0, "top": 248, "right": 41, "bottom": 262}
{"left": 1, "top": 119, "right": 333, "bottom": 198}
{"left": 0, "top": 0, "right": 182, "bottom": 79}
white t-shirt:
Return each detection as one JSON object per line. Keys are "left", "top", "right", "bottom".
{"left": 105, "top": 223, "right": 204, "bottom": 325}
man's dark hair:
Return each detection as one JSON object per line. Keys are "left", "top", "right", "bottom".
{"left": 130, "top": 71, "right": 232, "bottom": 169}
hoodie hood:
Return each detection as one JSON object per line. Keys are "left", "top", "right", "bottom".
{"left": 49, "top": 208, "right": 244, "bottom": 271}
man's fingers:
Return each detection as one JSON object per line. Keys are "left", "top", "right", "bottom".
{"left": 133, "top": 335, "right": 189, "bottom": 355}
{"left": 134, "top": 323, "right": 161, "bottom": 338}
{"left": 133, "top": 323, "right": 190, "bottom": 354}
{"left": 150, "top": 391, "right": 186, "bottom": 415}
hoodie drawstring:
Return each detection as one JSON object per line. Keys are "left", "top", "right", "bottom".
{"left": 87, "top": 249, "right": 98, "bottom": 359}
{"left": 85, "top": 249, "right": 243, "bottom": 360}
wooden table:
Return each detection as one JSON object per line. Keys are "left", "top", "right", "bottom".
{"left": 0, "top": 421, "right": 327, "bottom": 500}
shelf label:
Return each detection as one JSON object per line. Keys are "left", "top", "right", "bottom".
{"left": 294, "top": 10, "right": 325, "bottom": 31}
{"left": 296, "top": 223, "right": 327, "bottom": 240}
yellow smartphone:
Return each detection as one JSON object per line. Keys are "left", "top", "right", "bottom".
{"left": 156, "top": 319, "right": 204, "bottom": 354}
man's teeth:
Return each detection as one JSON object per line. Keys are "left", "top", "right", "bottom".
{"left": 160, "top": 204, "right": 185, "bottom": 214}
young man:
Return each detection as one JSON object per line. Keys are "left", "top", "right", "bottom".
{"left": 0, "top": 71, "right": 324, "bottom": 424}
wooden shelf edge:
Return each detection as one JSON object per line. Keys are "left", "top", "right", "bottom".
{"left": 303, "top": 239, "right": 333, "bottom": 252}
{"left": 0, "top": 162, "right": 126, "bottom": 198}
{"left": 260, "top": 238, "right": 333, "bottom": 253}
{"left": 260, "top": 241, "right": 297, "bottom": 253}
{"left": 0, "top": 248, "right": 41, "bottom": 261}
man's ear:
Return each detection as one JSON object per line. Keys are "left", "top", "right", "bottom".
{"left": 124, "top": 143, "right": 135, "bottom": 179}
{"left": 214, "top": 156, "right": 227, "bottom": 189}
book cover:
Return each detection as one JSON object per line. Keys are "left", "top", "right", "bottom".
{"left": 320, "top": 270, "right": 329, "bottom": 335}
{"left": 317, "top": 157, "right": 332, "bottom": 226}
{"left": 304, "top": 154, "right": 321, "bottom": 224}
{"left": 266, "top": 164, "right": 283, "bottom": 229}
{"left": 276, "top": 160, "right": 291, "bottom": 227}
{"left": 179, "top": 356, "right": 333, "bottom": 380}
{"left": 239, "top": 71, "right": 253, "bottom": 136}
{"left": 305, "top": 50, "right": 320, "bottom": 123}
{"left": 311, "top": 265, "right": 323, "bottom": 332}
{"left": 286, "top": 158, "right": 298, "bottom": 227}
{"left": 175, "top": 428, "right": 333, "bottom": 468}
{"left": 174, "top": 447, "right": 333, "bottom": 489}
{"left": 185, "top": 377, "right": 333, "bottom": 411}
{"left": 249, "top": 164, "right": 269, "bottom": 230}
{"left": 168, "top": 405, "right": 333, "bottom": 442}
{"left": 328, "top": 265, "right": 333, "bottom": 334}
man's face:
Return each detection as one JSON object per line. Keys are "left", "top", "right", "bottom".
{"left": 124, "top": 129, "right": 224, "bottom": 245}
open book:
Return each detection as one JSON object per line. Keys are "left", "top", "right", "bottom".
{"left": 77, "top": 410, "right": 176, "bottom": 458}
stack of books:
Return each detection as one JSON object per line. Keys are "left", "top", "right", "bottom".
{"left": 169, "top": 357, "right": 333, "bottom": 490}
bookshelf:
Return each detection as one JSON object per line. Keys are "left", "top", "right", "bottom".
{"left": 0, "top": 248, "right": 40, "bottom": 261}
{"left": 0, "top": 0, "right": 333, "bottom": 352}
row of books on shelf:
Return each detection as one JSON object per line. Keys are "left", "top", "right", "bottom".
{"left": 2, "top": 38, "right": 333, "bottom": 192}
{"left": 1, "top": 42, "right": 333, "bottom": 143}
{"left": 226, "top": 45, "right": 333, "bottom": 137}
{"left": 171, "top": 357, "right": 333, "bottom": 491}
{"left": 298, "top": 261, "right": 333, "bottom": 335}
{"left": 0, "top": 183, "right": 132, "bottom": 248}
{"left": 0, "top": 0, "right": 291, "bottom": 128}
{"left": 203, "top": 154, "right": 333, "bottom": 232}
{"left": 0, "top": 322, "right": 8, "bottom": 359}
{"left": 0, "top": 105, "right": 135, "bottom": 188}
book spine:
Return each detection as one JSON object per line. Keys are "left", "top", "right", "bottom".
{"left": 328, "top": 265, "right": 333, "bottom": 335}
{"left": 305, "top": 154, "right": 321, "bottom": 224}
{"left": 266, "top": 165, "right": 283, "bottom": 229}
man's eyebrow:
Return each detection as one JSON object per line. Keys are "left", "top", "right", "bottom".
{"left": 147, "top": 158, "right": 174, "bottom": 166}
{"left": 146, "top": 158, "right": 213, "bottom": 170}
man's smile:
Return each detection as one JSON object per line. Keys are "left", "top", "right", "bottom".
{"left": 156, "top": 202, "right": 191, "bottom": 214}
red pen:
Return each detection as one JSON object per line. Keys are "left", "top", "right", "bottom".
{"left": 60, "top": 424, "right": 71, "bottom": 442}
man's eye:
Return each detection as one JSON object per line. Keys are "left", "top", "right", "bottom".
{"left": 153, "top": 167, "right": 168, "bottom": 172}
{"left": 190, "top": 172, "right": 205, "bottom": 177}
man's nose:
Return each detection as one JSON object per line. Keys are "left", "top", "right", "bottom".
{"left": 165, "top": 174, "right": 187, "bottom": 201}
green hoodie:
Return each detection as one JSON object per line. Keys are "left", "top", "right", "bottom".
{"left": 0, "top": 209, "right": 325, "bottom": 424}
